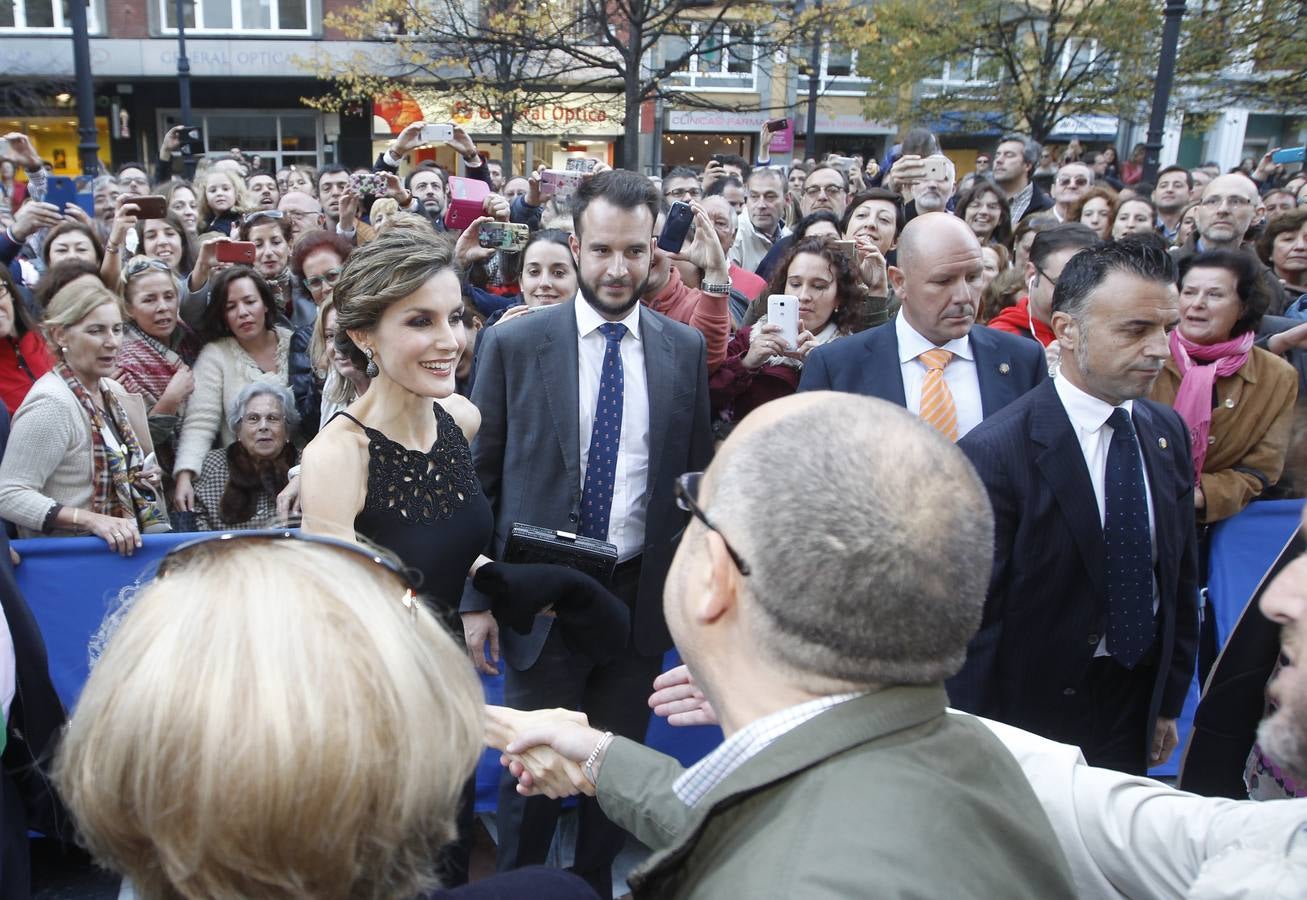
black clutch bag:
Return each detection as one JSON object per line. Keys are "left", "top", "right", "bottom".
{"left": 503, "top": 523, "right": 619, "bottom": 584}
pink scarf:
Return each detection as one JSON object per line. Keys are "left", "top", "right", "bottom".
{"left": 1169, "top": 329, "right": 1254, "bottom": 480}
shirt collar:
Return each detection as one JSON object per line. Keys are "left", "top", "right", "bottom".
{"left": 574, "top": 294, "right": 642, "bottom": 341}
{"left": 895, "top": 312, "right": 975, "bottom": 363}
{"left": 1054, "top": 373, "right": 1134, "bottom": 434}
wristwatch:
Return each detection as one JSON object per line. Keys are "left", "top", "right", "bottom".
{"left": 700, "top": 277, "right": 732, "bottom": 296}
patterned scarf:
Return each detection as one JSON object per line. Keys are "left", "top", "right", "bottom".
{"left": 115, "top": 322, "right": 197, "bottom": 407}
{"left": 1168, "top": 329, "right": 1254, "bottom": 480}
{"left": 55, "top": 363, "right": 145, "bottom": 520}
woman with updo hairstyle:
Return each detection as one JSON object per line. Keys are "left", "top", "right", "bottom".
{"left": 0, "top": 279, "right": 160, "bottom": 552}
{"left": 711, "top": 236, "right": 862, "bottom": 424}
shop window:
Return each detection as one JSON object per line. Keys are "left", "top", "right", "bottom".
{"left": 0, "top": 0, "right": 101, "bottom": 32}
{"left": 666, "top": 23, "right": 757, "bottom": 91}
{"left": 157, "top": 109, "right": 322, "bottom": 170}
{"left": 160, "top": 0, "right": 312, "bottom": 34}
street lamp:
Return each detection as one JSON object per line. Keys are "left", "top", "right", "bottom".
{"left": 175, "top": 0, "right": 197, "bottom": 177}
{"left": 1142, "top": 0, "right": 1187, "bottom": 184}
{"left": 67, "top": 0, "right": 99, "bottom": 175}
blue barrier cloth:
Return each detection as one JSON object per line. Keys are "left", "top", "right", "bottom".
{"left": 12, "top": 533, "right": 723, "bottom": 813}
{"left": 1148, "top": 498, "right": 1304, "bottom": 778}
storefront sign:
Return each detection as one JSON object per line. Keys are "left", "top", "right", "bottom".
{"left": 0, "top": 37, "right": 368, "bottom": 79}
{"left": 406, "top": 91, "right": 626, "bottom": 137}
{"left": 666, "top": 109, "right": 769, "bottom": 133}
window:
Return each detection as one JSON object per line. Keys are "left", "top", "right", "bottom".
{"left": 159, "top": 0, "right": 311, "bottom": 33}
{"left": 793, "top": 41, "right": 867, "bottom": 94}
{"left": 0, "top": 0, "right": 101, "bottom": 32}
{"left": 157, "top": 109, "right": 322, "bottom": 170}
{"left": 1061, "top": 39, "right": 1099, "bottom": 79}
{"left": 667, "top": 23, "right": 757, "bottom": 91}
{"left": 927, "top": 51, "right": 999, "bottom": 87}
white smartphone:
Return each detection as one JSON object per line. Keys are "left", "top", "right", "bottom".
{"left": 922, "top": 156, "right": 951, "bottom": 182}
{"left": 418, "top": 123, "right": 455, "bottom": 145}
{"left": 767, "top": 294, "right": 800, "bottom": 351}
{"left": 0, "top": 138, "right": 9, "bottom": 158}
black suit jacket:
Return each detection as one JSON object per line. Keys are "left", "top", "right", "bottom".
{"left": 464, "top": 301, "right": 713, "bottom": 669}
{"left": 797, "top": 321, "right": 1046, "bottom": 420}
{"left": 948, "top": 380, "right": 1200, "bottom": 753}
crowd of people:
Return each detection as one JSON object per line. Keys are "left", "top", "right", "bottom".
{"left": 0, "top": 116, "right": 1305, "bottom": 897}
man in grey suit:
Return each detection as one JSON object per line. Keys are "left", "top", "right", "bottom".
{"left": 494, "top": 393, "right": 1076, "bottom": 899}
{"left": 463, "top": 169, "right": 713, "bottom": 895}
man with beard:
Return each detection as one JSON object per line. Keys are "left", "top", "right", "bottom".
{"left": 247, "top": 172, "right": 280, "bottom": 211}
{"left": 798, "top": 213, "right": 1045, "bottom": 438}
{"left": 950, "top": 237, "right": 1199, "bottom": 777}
{"left": 463, "top": 168, "right": 713, "bottom": 897}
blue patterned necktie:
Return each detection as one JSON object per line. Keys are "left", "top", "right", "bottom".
{"left": 1103, "top": 408, "right": 1156, "bottom": 668}
{"left": 578, "top": 322, "right": 627, "bottom": 540}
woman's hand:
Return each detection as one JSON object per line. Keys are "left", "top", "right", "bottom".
{"left": 461, "top": 610, "right": 501, "bottom": 675}
{"left": 496, "top": 305, "right": 535, "bottom": 326}
{"left": 525, "top": 164, "right": 547, "bottom": 208}
{"left": 62, "top": 203, "right": 93, "bottom": 228}
{"left": 338, "top": 189, "right": 360, "bottom": 231}
{"left": 276, "top": 473, "right": 301, "bottom": 521}
{"left": 86, "top": 512, "right": 141, "bottom": 557}
{"left": 110, "top": 201, "right": 141, "bottom": 250}
{"left": 743, "top": 323, "right": 786, "bottom": 370}
{"left": 483, "top": 193, "right": 510, "bottom": 222}
{"left": 787, "top": 329, "right": 819, "bottom": 362}
{"left": 854, "top": 235, "right": 887, "bottom": 294}
{"left": 153, "top": 364, "right": 194, "bottom": 415}
{"left": 173, "top": 471, "right": 196, "bottom": 512}
{"left": 453, "top": 215, "right": 496, "bottom": 268}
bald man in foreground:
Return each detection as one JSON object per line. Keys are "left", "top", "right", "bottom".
{"left": 489, "top": 393, "right": 1077, "bottom": 899}
{"left": 797, "top": 212, "right": 1045, "bottom": 439}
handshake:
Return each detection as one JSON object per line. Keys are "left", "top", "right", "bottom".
{"left": 485, "top": 664, "right": 719, "bottom": 799}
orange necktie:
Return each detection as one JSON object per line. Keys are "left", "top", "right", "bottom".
{"left": 918, "top": 348, "right": 959, "bottom": 441}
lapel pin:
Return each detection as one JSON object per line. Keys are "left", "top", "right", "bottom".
{"left": 998, "top": 362, "right": 1010, "bottom": 375}
{"left": 1158, "top": 437, "right": 1168, "bottom": 450}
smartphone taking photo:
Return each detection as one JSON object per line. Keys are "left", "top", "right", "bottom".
{"left": 767, "top": 294, "right": 800, "bottom": 351}
{"left": 657, "top": 201, "right": 695, "bottom": 254}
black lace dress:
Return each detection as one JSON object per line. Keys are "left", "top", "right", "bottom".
{"left": 335, "top": 403, "right": 493, "bottom": 626}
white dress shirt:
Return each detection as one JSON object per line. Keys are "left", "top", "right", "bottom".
{"left": 896, "top": 314, "right": 984, "bottom": 438}
{"left": 575, "top": 298, "right": 650, "bottom": 561}
{"left": 1053, "top": 375, "right": 1159, "bottom": 656}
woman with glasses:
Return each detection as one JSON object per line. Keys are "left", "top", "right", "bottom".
{"left": 192, "top": 383, "right": 298, "bottom": 531}
{"left": 0, "top": 265, "right": 53, "bottom": 413}
{"left": 115, "top": 256, "right": 201, "bottom": 507}
{"left": 955, "top": 179, "right": 1014, "bottom": 250}
{"left": 0, "top": 279, "right": 162, "bottom": 552}
{"left": 288, "top": 231, "right": 354, "bottom": 436}
{"left": 173, "top": 267, "right": 293, "bottom": 516}
{"left": 1150, "top": 250, "right": 1297, "bottom": 523}
{"left": 1068, "top": 186, "right": 1118, "bottom": 240}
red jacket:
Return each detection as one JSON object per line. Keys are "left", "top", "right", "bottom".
{"left": 0, "top": 332, "right": 54, "bottom": 414}
{"left": 644, "top": 267, "right": 730, "bottom": 371}
{"left": 987, "top": 296, "right": 1055, "bottom": 347}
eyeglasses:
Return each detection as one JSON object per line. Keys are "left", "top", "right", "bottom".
{"left": 1056, "top": 176, "right": 1090, "bottom": 188}
{"left": 1033, "top": 262, "right": 1059, "bottom": 287}
{"left": 1199, "top": 195, "right": 1254, "bottom": 209}
{"left": 242, "top": 209, "right": 286, "bottom": 225}
{"left": 666, "top": 187, "right": 703, "bottom": 200}
{"left": 241, "top": 412, "right": 285, "bottom": 428}
{"left": 674, "top": 472, "right": 750, "bottom": 576}
{"left": 124, "top": 257, "right": 173, "bottom": 279}
{"left": 303, "top": 266, "right": 343, "bottom": 291}
{"left": 156, "top": 529, "right": 421, "bottom": 616}
{"left": 803, "top": 184, "right": 846, "bottom": 198}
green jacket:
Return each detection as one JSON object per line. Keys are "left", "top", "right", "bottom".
{"left": 598, "top": 685, "right": 1076, "bottom": 899}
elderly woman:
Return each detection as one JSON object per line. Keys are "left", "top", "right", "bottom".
{"left": 956, "top": 179, "right": 1013, "bottom": 249}
{"left": 173, "top": 267, "right": 292, "bottom": 514}
{"left": 0, "top": 265, "right": 53, "bottom": 413}
{"left": 288, "top": 230, "right": 355, "bottom": 434}
{"left": 0, "top": 279, "right": 162, "bottom": 552}
{"left": 54, "top": 536, "right": 594, "bottom": 899}
{"left": 1150, "top": 250, "right": 1298, "bottom": 523}
{"left": 192, "top": 383, "right": 298, "bottom": 531}
{"left": 711, "top": 237, "right": 862, "bottom": 424}
{"left": 1258, "top": 208, "right": 1307, "bottom": 314}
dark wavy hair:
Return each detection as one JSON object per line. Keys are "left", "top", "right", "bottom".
{"left": 134, "top": 213, "right": 197, "bottom": 275}
{"left": 41, "top": 221, "right": 105, "bottom": 268}
{"left": 0, "top": 265, "right": 41, "bottom": 338}
{"left": 955, "top": 178, "right": 1013, "bottom": 249}
{"left": 1178, "top": 249, "right": 1270, "bottom": 337}
{"left": 201, "top": 267, "right": 279, "bottom": 343}
{"left": 1256, "top": 207, "right": 1307, "bottom": 270}
{"left": 763, "top": 235, "right": 863, "bottom": 334}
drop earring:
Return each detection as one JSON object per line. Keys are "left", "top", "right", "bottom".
{"left": 364, "top": 347, "right": 379, "bottom": 378}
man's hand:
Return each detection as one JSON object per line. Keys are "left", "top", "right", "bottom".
{"left": 10, "top": 200, "right": 62, "bottom": 241}
{"left": 9, "top": 548, "right": 20, "bottom": 567}
{"left": 484, "top": 705, "right": 589, "bottom": 751}
{"left": 461, "top": 610, "right": 500, "bottom": 674}
{"left": 453, "top": 215, "right": 496, "bottom": 268}
{"left": 886, "top": 154, "right": 925, "bottom": 194}
{"left": 159, "top": 124, "right": 186, "bottom": 160}
{"left": 483, "top": 193, "right": 510, "bottom": 222}
{"left": 1, "top": 132, "right": 41, "bottom": 170}
{"left": 1267, "top": 321, "right": 1307, "bottom": 356}
{"left": 1253, "top": 149, "right": 1280, "bottom": 183}
{"left": 1150, "top": 717, "right": 1179, "bottom": 767}
{"left": 701, "top": 159, "right": 726, "bottom": 192}
{"left": 391, "top": 121, "right": 429, "bottom": 159}
{"left": 674, "top": 203, "right": 730, "bottom": 285}
{"left": 649, "top": 664, "right": 719, "bottom": 726}
{"left": 449, "top": 125, "right": 479, "bottom": 162}
{"left": 108, "top": 199, "right": 140, "bottom": 250}
{"left": 524, "top": 164, "right": 547, "bottom": 208}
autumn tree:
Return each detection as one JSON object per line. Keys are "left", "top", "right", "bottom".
{"left": 1178, "top": 0, "right": 1307, "bottom": 112}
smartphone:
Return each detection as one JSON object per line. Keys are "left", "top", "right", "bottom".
{"left": 1271, "top": 146, "right": 1305, "bottom": 165}
{"left": 45, "top": 175, "right": 79, "bottom": 210}
{"left": 657, "top": 201, "right": 695, "bottom": 254}
{"left": 826, "top": 154, "right": 853, "bottom": 171}
{"left": 130, "top": 195, "right": 168, "bottom": 219}
{"left": 834, "top": 239, "right": 858, "bottom": 267}
{"left": 444, "top": 175, "right": 490, "bottom": 231}
{"left": 175, "top": 125, "right": 204, "bottom": 156}
{"left": 477, "top": 221, "right": 530, "bottom": 252}
{"left": 565, "top": 157, "right": 598, "bottom": 173}
{"left": 418, "top": 123, "right": 455, "bottom": 145}
{"left": 215, "top": 241, "right": 256, "bottom": 264}
{"left": 349, "top": 172, "right": 386, "bottom": 196}
{"left": 764, "top": 118, "right": 789, "bottom": 133}
{"left": 767, "top": 294, "right": 800, "bottom": 351}
{"left": 0, "top": 138, "right": 9, "bottom": 157}
{"left": 922, "top": 157, "right": 951, "bottom": 182}
{"left": 539, "top": 169, "right": 585, "bottom": 200}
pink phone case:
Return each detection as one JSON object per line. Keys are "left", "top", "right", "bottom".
{"left": 444, "top": 176, "right": 490, "bottom": 231}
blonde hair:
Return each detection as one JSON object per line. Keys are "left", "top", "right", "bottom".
{"left": 42, "top": 278, "right": 122, "bottom": 354}
{"left": 195, "top": 168, "right": 248, "bottom": 222}
{"left": 376, "top": 210, "right": 431, "bottom": 235}
{"left": 54, "top": 539, "right": 484, "bottom": 900}
{"left": 370, "top": 196, "right": 399, "bottom": 222}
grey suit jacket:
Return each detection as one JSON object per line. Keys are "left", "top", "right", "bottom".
{"left": 597, "top": 686, "right": 1078, "bottom": 899}
{"left": 463, "top": 300, "right": 713, "bottom": 670}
